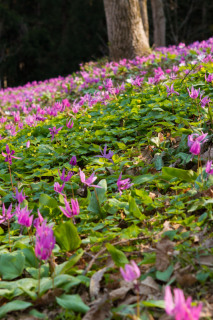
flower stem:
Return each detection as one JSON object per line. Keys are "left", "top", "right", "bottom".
{"left": 94, "top": 188, "right": 103, "bottom": 219}
{"left": 38, "top": 261, "right": 41, "bottom": 297}
{"left": 7, "top": 219, "right": 11, "bottom": 252}
{"left": 8, "top": 163, "right": 14, "bottom": 191}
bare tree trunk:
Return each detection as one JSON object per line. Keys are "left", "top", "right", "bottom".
{"left": 139, "top": 0, "right": 149, "bottom": 44}
{"left": 103, "top": 0, "right": 150, "bottom": 61}
{"left": 151, "top": 0, "right": 166, "bottom": 47}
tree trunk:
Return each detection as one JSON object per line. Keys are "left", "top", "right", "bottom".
{"left": 139, "top": 0, "right": 149, "bottom": 44}
{"left": 103, "top": 0, "right": 150, "bottom": 61}
{"left": 151, "top": 0, "right": 166, "bottom": 47}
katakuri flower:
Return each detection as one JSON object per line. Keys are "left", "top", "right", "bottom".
{"left": 0, "top": 203, "right": 14, "bottom": 224}
{"left": 95, "top": 144, "right": 114, "bottom": 163}
{"left": 205, "top": 160, "right": 213, "bottom": 176}
{"left": 2, "top": 144, "right": 20, "bottom": 165}
{"left": 79, "top": 169, "right": 102, "bottom": 188}
{"left": 54, "top": 182, "right": 65, "bottom": 195}
{"left": 13, "top": 188, "right": 26, "bottom": 204}
{"left": 165, "top": 286, "right": 202, "bottom": 320}
{"left": 49, "top": 126, "right": 63, "bottom": 141}
{"left": 120, "top": 261, "right": 141, "bottom": 282}
{"left": 188, "top": 132, "right": 208, "bottom": 156}
{"left": 35, "top": 221, "right": 55, "bottom": 261}
{"left": 15, "top": 205, "right": 33, "bottom": 228}
{"left": 66, "top": 119, "right": 74, "bottom": 129}
{"left": 117, "top": 173, "right": 134, "bottom": 195}
{"left": 187, "top": 86, "right": 200, "bottom": 99}
{"left": 34, "top": 210, "right": 44, "bottom": 229}
{"left": 69, "top": 156, "right": 77, "bottom": 166}
{"left": 59, "top": 198, "right": 80, "bottom": 218}
{"left": 58, "top": 168, "right": 74, "bottom": 182}
{"left": 165, "top": 84, "right": 179, "bottom": 97}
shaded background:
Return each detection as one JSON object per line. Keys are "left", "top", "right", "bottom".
{"left": 0, "top": 0, "right": 212, "bottom": 87}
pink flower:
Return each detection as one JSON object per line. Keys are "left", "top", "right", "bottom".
{"left": 79, "top": 169, "right": 102, "bottom": 188}
{"left": 165, "top": 286, "right": 202, "bottom": 320}
{"left": 0, "top": 203, "right": 14, "bottom": 224}
{"left": 59, "top": 198, "right": 80, "bottom": 218}
{"left": 188, "top": 132, "right": 208, "bottom": 156}
{"left": 165, "top": 84, "right": 179, "bottom": 97}
{"left": 66, "top": 119, "right": 74, "bottom": 129}
{"left": 58, "top": 168, "right": 74, "bottom": 182}
{"left": 54, "top": 182, "right": 65, "bottom": 195}
{"left": 120, "top": 261, "right": 140, "bottom": 282}
{"left": 205, "top": 160, "right": 213, "bottom": 175}
{"left": 35, "top": 221, "right": 55, "bottom": 261}
{"left": 187, "top": 86, "right": 200, "bottom": 99}
{"left": 2, "top": 144, "right": 21, "bottom": 165}
{"left": 15, "top": 205, "right": 33, "bottom": 228}
{"left": 26, "top": 141, "right": 30, "bottom": 148}
{"left": 13, "top": 188, "right": 26, "bottom": 203}
{"left": 117, "top": 173, "right": 133, "bottom": 195}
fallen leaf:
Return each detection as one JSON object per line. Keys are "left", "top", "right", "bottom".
{"left": 82, "top": 292, "right": 111, "bottom": 320}
{"left": 155, "top": 238, "right": 174, "bottom": 272}
{"left": 139, "top": 276, "right": 160, "bottom": 296}
{"left": 196, "top": 255, "right": 213, "bottom": 266}
{"left": 89, "top": 267, "right": 108, "bottom": 299}
{"left": 109, "top": 282, "right": 133, "bottom": 300}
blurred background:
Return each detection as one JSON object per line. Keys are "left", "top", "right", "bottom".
{"left": 0, "top": 0, "right": 212, "bottom": 87}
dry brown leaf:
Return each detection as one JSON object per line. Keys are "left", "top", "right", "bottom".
{"left": 109, "top": 281, "right": 133, "bottom": 300}
{"left": 176, "top": 273, "right": 197, "bottom": 287}
{"left": 82, "top": 292, "right": 111, "bottom": 320}
{"left": 155, "top": 238, "right": 174, "bottom": 272}
{"left": 89, "top": 267, "right": 108, "bottom": 298}
{"left": 203, "top": 238, "right": 213, "bottom": 248}
{"left": 196, "top": 255, "right": 213, "bottom": 266}
{"left": 139, "top": 276, "right": 160, "bottom": 296}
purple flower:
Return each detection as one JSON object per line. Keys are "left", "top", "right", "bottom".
{"left": 66, "top": 119, "right": 74, "bottom": 129}
{"left": 34, "top": 210, "right": 44, "bottom": 229}
{"left": 95, "top": 144, "right": 114, "bottom": 163}
{"left": 0, "top": 203, "right": 14, "bottom": 224}
{"left": 35, "top": 221, "right": 55, "bottom": 261}
{"left": 205, "top": 73, "right": 213, "bottom": 82}
{"left": 26, "top": 141, "right": 30, "bottom": 148}
{"left": 59, "top": 198, "right": 80, "bottom": 218}
{"left": 58, "top": 168, "right": 74, "bottom": 182}
{"left": 205, "top": 160, "right": 213, "bottom": 175}
{"left": 2, "top": 144, "right": 21, "bottom": 165}
{"left": 79, "top": 169, "right": 102, "bottom": 188}
{"left": 165, "top": 84, "right": 179, "bottom": 97}
{"left": 200, "top": 95, "right": 211, "bottom": 108}
{"left": 54, "top": 182, "right": 65, "bottom": 195}
{"left": 165, "top": 286, "right": 202, "bottom": 320}
{"left": 188, "top": 132, "right": 208, "bottom": 155}
{"left": 49, "top": 126, "right": 63, "bottom": 141}
{"left": 120, "top": 261, "right": 140, "bottom": 282}
{"left": 15, "top": 205, "right": 33, "bottom": 228}
{"left": 69, "top": 156, "right": 77, "bottom": 166}
{"left": 117, "top": 173, "right": 133, "bottom": 195}
{"left": 13, "top": 188, "right": 26, "bottom": 204}
{"left": 187, "top": 86, "right": 200, "bottom": 99}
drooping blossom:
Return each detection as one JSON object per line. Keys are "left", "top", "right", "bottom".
{"left": 34, "top": 210, "right": 44, "bottom": 229}
{"left": 59, "top": 198, "right": 80, "bottom": 218}
{"left": 35, "top": 221, "right": 55, "bottom": 261}
{"left": 200, "top": 95, "right": 211, "bottom": 108}
{"left": 187, "top": 86, "right": 200, "bottom": 99}
{"left": 95, "top": 144, "right": 114, "bottom": 163}
{"left": 165, "top": 84, "right": 179, "bottom": 97}
{"left": 164, "top": 286, "right": 202, "bottom": 320}
{"left": 58, "top": 168, "right": 74, "bottom": 182}
{"left": 117, "top": 173, "right": 133, "bottom": 195}
{"left": 13, "top": 188, "right": 26, "bottom": 204}
{"left": 66, "top": 119, "right": 74, "bottom": 129}
{"left": 54, "top": 182, "right": 65, "bottom": 195}
{"left": 205, "top": 160, "right": 213, "bottom": 176}
{"left": 49, "top": 126, "right": 63, "bottom": 141}
{"left": 188, "top": 132, "right": 208, "bottom": 156}
{"left": 0, "top": 203, "right": 14, "bottom": 224}
{"left": 205, "top": 73, "right": 213, "bottom": 82}
{"left": 120, "top": 261, "right": 141, "bottom": 282}
{"left": 15, "top": 205, "right": 33, "bottom": 228}
{"left": 2, "top": 144, "right": 21, "bottom": 165}
{"left": 69, "top": 156, "right": 77, "bottom": 166}
{"left": 79, "top": 169, "right": 102, "bottom": 188}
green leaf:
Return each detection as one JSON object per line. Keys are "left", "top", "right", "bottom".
{"left": 0, "top": 300, "right": 32, "bottom": 318}
{"left": 128, "top": 196, "right": 145, "bottom": 220}
{"left": 105, "top": 243, "right": 128, "bottom": 267}
{"left": 133, "top": 174, "right": 155, "bottom": 185}
{"left": 57, "top": 250, "right": 84, "bottom": 275}
{"left": 87, "top": 179, "right": 107, "bottom": 215}
{"left": 156, "top": 265, "right": 174, "bottom": 282}
{"left": 0, "top": 251, "right": 25, "bottom": 280}
{"left": 162, "top": 167, "right": 198, "bottom": 183}
{"left": 54, "top": 220, "right": 81, "bottom": 251}
{"left": 22, "top": 247, "right": 39, "bottom": 268}
{"left": 141, "top": 300, "right": 165, "bottom": 309}
{"left": 56, "top": 294, "right": 90, "bottom": 313}
{"left": 39, "top": 193, "right": 58, "bottom": 209}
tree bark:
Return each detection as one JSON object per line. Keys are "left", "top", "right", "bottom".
{"left": 139, "top": 0, "right": 149, "bottom": 44}
{"left": 151, "top": 0, "right": 166, "bottom": 47}
{"left": 103, "top": 0, "right": 150, "bottom": 61}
